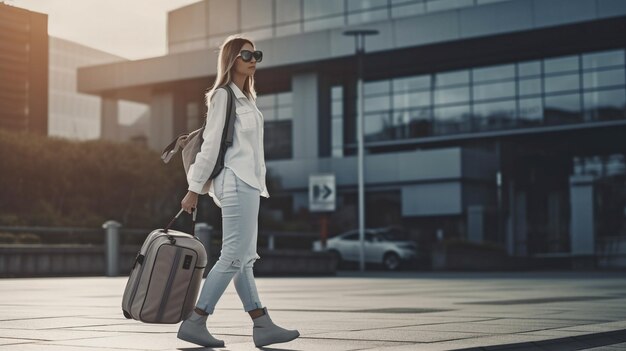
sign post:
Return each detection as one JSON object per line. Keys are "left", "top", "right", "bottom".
{"left": 309, "top": 174, "right": 336, "bottom": 249}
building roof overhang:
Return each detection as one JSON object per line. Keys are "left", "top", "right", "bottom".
{"left": 77, "top": 12, "right": 626, "bottom": 103}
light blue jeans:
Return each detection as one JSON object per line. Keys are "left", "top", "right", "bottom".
{"left": 195, "top": 167, "right": 263, "bottom": 314}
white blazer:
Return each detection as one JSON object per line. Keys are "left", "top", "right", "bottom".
{"left": 187, "top": 81, "right": 269, "bottom": 208}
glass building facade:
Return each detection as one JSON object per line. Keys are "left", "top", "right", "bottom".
{"left": 243, "top": 0, "right": 513, "bottom": 40}
{"left": 169, "top": 0, "right": 514, "bottom": 52}
{"left": 327, "top": 49, "right": 626, "bottom": 147}
{"left": 257, "top": 91, "right": 294, "bottom": 160}
{"left": 81, "top": 0, "right": 626, "bottom": 267}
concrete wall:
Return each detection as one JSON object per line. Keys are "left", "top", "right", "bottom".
{"left": 292, "top": 73, "right": 319, "bottom": 159}
{"left": 268, "top": 147, "right": 464, "bottom": 191}
{"left": 149, "top": 92, "right": 175, "bottom": 151}
{"left": 272, "top": 145, "right": 497, "bottom": 218}
{"left": 0, "top": 245, "right": 336, "bottom": 277}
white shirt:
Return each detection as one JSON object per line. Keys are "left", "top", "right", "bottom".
{"left": 186, "top": 81, "right": 269, "bottom": 208}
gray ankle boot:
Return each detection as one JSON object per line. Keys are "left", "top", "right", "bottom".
{"left": 177, "top": 310, "right": 225, "bottom": 347}
{"left": 252, "top": 307, "right": 300, "bottom": 347}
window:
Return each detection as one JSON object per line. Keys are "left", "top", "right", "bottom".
{"left": 426, "top": 0, "right": 474, "bottom": 12}
{"left": 518, "top": 78, "right": 542, "bottom": 97}
{"left": 393, "top": 91, "right": 431, "bottom": 109}
{"left": 342, "top": 233, "right": 359, "bottom": 240}
{"left": 472, "top": 99, "right": 517, "bottom": 131}
{"left": 472, "top": 64, "right": 515, "bottom": 83}
{"left": 350, "top": 9, "right": 388, "bottom": 21}
{"left": 364, "top": 111, "right": 389, "bottom": 141}
{"left": 393, "top": 75, "right": 431, "bottom": 92}
{"left": 347, "top": 0, "right": 388, "bottom": 24}
{"left": 276, "top": 0, "right": 302, "bottom": 36}
{"left": 544, "top": 93, "right": 582, "bottom": 125}
{"left": 379, "top": 228, "right": 409, "bottom": 241}
{"left": 259, "top": 91, "right": 293, "bottom": 160}
{"left": 303, "top": 0, "right": 344, "bottom": 31}
{"left": 582, "top": 69, "right": 625, "bottom": 90}
{"left": 518, "top": 61, "right": 541, "bottom": 78}
{"left": 331, "top": 85, "right": 344, "bottom": 157}
{"left": 364, "top": 80, "right": 391, "bottom": 95}
{"left": 434, "top": 87, "right": 470, "bottom": 105}
{"left": 435, "top": 70, "right": 470, "bottom": 87}
{"left": 391, "top": 1, "right": 426, "bottom": 19}
{"left": 518, "top": 97, "right": 543, "bottom": 127}
{"left": 208, "top": 0, "right": 238, "bottom": 34}
{"left": 472, "top": 81, "right": 516, "bottom": 101}
{"left": 544, "top": 74, "right": 580, "bottom": 94}
{"left": 583, "top": 88, "right": 626, "bottom": 122}
{"left": 364, "top": 94, "right": 391, "bottom": 112}
{"left": 241, "top": 0, "right": 273, "bottom": 30}
{"left": 434, "top": 104, "right": 471, "bottom": 134}
{"left": 582, "top": 49, "right": 625, "bottom": 70}
{"left": 341, "top": 48, "right": 625, "bottom": 143}
{"left": 544, "top": 55, "right": 579, "bottom": 74}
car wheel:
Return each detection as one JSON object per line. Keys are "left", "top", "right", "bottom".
{"left": 383, "top": 252, "right": 401, "bottom": 271}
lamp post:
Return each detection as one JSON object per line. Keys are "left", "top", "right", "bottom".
{"left": 343, "top": 29, "right": 379, "bottom": 272}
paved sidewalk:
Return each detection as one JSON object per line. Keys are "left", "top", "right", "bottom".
{"left": 1, "top": 271, "right": 626, "bottom": 350}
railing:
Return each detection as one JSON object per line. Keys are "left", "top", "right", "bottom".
{"left": 596, "top": 236, "right": 626, "bottom": 268}
{"left": 0, "top": 223, "right": 321, "bottom": 277}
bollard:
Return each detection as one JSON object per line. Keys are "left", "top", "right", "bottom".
{"left": 268, "top": 234, "right": 275, "bottom": 251}
{"left": 195, "top": 222, "right": 212, "bottom": 262}
{"left": 103, "top": 220, "right": 122, "bottom": 277}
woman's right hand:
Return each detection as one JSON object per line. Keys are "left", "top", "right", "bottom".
{"left": 181, "top": 191, "right": 199, "bottom": 214}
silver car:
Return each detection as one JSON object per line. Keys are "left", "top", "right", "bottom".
{"left": 312, "top": 227, "right": 417, "bottom": 270}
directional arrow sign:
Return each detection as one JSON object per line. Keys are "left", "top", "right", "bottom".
{"left": 309, "top": 174, "right": 336, "bottom": 212}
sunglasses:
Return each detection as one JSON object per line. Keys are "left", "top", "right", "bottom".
{"left": 237, "top": 50, "right": 263, "bottom": 63}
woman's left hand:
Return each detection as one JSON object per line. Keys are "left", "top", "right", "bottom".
{"left": 181, "top": 191, "right": 199, "bottom": 214}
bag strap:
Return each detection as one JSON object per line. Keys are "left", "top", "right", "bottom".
{"left": 159, "top": 85, "right": 234, "bottom": 164}
{"left": 163, "top": 208, "right": 197, "bottom": 239}
{"left": 221, "top": 85, "right": 236, "bottom": 146}
{"left": 205, "top": 85, "right": 236, "bottom": 179}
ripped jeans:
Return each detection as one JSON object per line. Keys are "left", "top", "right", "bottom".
{"left": 195, "top": 167, "right": 263, "bottom": 314}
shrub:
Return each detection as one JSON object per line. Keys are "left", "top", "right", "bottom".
{"left": 0, "top": 129, "right": 186, "bottom": 229}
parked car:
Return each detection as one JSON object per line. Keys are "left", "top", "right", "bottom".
{"left": 312, "top": 227, "right": 417, "bottom": 270}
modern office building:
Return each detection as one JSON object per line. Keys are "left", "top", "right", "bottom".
{"left": 49, "top": 36, "right": 149, "bottom": 141}
{"left": 0, "top": 2, "right": 48, "bottom": 135}
{"left": 77, "top": 0, "right": 626, "bottom": 267}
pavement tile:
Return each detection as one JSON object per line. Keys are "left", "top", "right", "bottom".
{"left": 557, "top": 320, "right": 626, "bottom": 333}
{"left": 0, "top": 328, "right": 120, "bottom": 342}
{"left": 584, "top": 347, "right": 626, "bottom": 351}
{"left": 0, "top": 316, "right": 136, "bottom": 330}
{"left": 0, "top": 338, "right": 33, "bottom": 346}
{"left": 516, "top": 329, "right": 608, "bottom": 337}
{"left": 0, "top": 343, "right": 151, "bottom": 351}
{"left": 359, "top": 334, "right": 553, "bottom": 350}
{"left": 1, "top": 272, "right": 625, "bottom": 351}
{"left": 313, "top": 328, "right": 486, "bottom": 343}
{"left": 31, "top": 333, "right": 248, "bottom": 350}
{"left": 229, "top": 338, "right": 413, "bottom": 351}
{"left": 391, "top": 322, "right": 560, "bottom": 335}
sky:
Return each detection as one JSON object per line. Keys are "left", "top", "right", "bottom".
{"left": 5, "top": 0, "right": 201, "bottom": 60}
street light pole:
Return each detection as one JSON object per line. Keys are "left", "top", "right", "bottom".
{"left": 343, "top": 29, "right": 379, "bottom": 272}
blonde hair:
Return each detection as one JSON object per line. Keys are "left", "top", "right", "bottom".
{"left": 205, "top": 34, "right": 257, "bottom": 105}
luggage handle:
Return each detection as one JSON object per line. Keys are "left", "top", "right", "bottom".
{"left": 163, "top": 208, "right": 197, "bottom": 239}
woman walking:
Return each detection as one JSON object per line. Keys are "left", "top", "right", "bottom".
{"left": 176, "top": 34, "right": 300, "bottom": 348}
